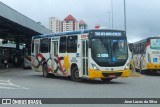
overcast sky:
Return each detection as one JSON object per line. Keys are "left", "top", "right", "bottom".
{"left": 0, "top": 0, "right": 160, "bottom": 42}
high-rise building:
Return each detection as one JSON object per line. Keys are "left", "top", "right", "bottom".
{"left": 62, "top": 14, "right": 79, "bottom": 32}
{"left": 79, "top": 20, "right": 88, "bottom": 30}
{"left": 49, "top": 15, "right": 88, "bottom": 32}
{"left": 49, "top": 17, "right": 61, "bottom": 33}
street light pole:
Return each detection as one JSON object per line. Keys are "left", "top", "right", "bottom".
{"left": 107, "top": 11, "right": 111, "bottom": 29}
{"left": 111, "top": 0, "right": 114, "bottom": 29}
{"left": 124, "top": 0, "right": 127, "bottom": 32}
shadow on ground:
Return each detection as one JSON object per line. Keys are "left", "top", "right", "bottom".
{"left": 30, "top": 73, "right": 128, "bottom": 85}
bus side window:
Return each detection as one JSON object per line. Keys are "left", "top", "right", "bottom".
{"left": 48, "top": 38, "right": 51, "bottom": 53}
{"left": 143, "top": 42, "right": 146, "bottom": 53}
{"left": 140, "top": 44, "right": 142, "bottom": 53}
{"left": 136, "top": 44, "right": 139, "bottom": 54}
{"left": 67, "top": 35, "right": 77, "bottom": 53}
{"left": 31, "top": 42, "right": 34, "bottom": 53}
{"left": 135, "top": 44, "right": 137, "bottom": 54}
{"left": 138, "top": 44, "right": 140, "bottom": 54}
{"left": 59, "top": 37, "right": 67, "bottom": 53}
{"left": 141, "top": 42, "right": 145, "bottom": 53}
{"left": 40, "top": 38, "right": 49, "bottom": 53}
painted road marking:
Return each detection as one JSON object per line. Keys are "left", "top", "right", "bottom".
{"left": 0, "top": 86, "right": 16, "bottom": 89}
{"left": 0, "top": 79, "right": 29, "bottom": 89}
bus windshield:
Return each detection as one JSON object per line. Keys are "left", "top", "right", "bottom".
{"left": 150, "top": 39, "right": 160, "bottom": 49}
{"left": 91, "top": 37, "right": 128, "bottom": 67}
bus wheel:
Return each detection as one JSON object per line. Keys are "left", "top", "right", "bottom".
{"left": 101, "top": 78, "right": 112, "bottom": 82}
{"left": 71, "top": 67, "right": 82, "bottom": 82}
{"left": 43, "top": 64, "right": 49, "bottom": 78}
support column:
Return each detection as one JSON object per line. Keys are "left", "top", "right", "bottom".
{"left": 15, "top": 38, "right": 20, "bottom": 67}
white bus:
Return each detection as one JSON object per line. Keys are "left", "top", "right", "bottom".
{"left": 132, "top": 37, "right": 160, "bottom": 74}
{"left": 31, "top": 29, "right": 130, "bottom": 82}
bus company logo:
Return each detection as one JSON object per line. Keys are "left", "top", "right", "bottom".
{"left": 2, "top": 99, "right": 11, "bottom": 104}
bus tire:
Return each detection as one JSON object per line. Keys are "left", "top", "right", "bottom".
{"left": 101, "top": 78, "right": 112, "bottom": 82}
{"left": 71, "top": 66, "right": 82, "bottom": 82}
{"left": 43, "top": 64, "right": 49, "bottom": 78}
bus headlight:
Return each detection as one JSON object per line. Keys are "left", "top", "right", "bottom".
{"left": 124, "top": 63, "right": 130, "bottom": 70}
{"left": 125, "top": 66, "right": 129, "bottom": 70}
{"left": 91, "top": 63, "right": 100, "bottom": 71}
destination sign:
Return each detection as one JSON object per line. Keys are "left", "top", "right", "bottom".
{"left": 95, "top": 32, "right": 122, "bottom": 36}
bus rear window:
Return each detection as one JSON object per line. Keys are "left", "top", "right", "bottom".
{"left": 150, "top": 39, "right": 160, "bottom": 49}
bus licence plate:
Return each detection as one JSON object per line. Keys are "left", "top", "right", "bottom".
{"left": 108, "top": 75, "right": 116, "bottom": 78}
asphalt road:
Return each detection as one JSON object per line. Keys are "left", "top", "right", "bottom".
{"left": 0, "top": 68, "right": 160, "bottom": 107}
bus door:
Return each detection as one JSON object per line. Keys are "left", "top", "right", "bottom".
{"left": 51, "top": 40, "right": 58, "bottom": 73}
{"left": 82, "top": 40, "right": 88, "bottom": 76}
{"left": 34, "top": 43, "right": 39, "bottom": 58}
{"left": 31, "top": 41, "right": 40, "bottom": 71}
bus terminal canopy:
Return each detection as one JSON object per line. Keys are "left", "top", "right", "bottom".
{"left": 0, "top": 1, "right": 52, "bottom": 44}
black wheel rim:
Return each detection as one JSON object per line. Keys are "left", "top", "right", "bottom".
{"left": 74, "top": 70, "right": 79, "bottom": 78}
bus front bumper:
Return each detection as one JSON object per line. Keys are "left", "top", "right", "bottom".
{"left": 88, "top": 69, "right": 130, "bottom": 79}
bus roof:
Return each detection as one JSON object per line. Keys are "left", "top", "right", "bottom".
{"left": 32, "top": 29, "right": 90, "bottom": 39}
{"left": 132, "top": 36, "right": 160, "bottom": 44}
{"left": 32, "top": 29, "right": 125, "bottom": 39}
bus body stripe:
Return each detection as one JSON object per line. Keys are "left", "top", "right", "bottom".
{"left": 146, "top": 42, "right": 150, "bottom": 47}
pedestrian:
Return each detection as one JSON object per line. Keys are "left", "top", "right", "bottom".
{"left": 4, "top": 57, "right": 8, "bottom": 69}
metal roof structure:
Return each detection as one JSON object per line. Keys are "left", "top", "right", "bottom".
{"left": 0, "top": 1, "right": 52, "bottom": 43}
